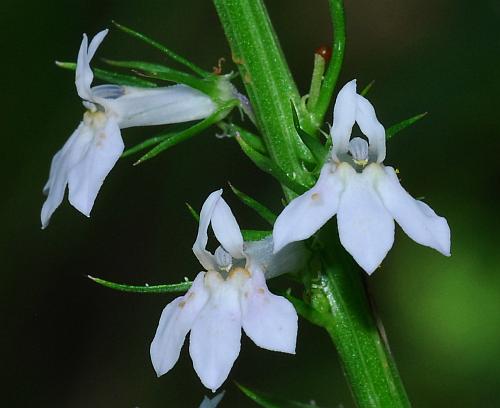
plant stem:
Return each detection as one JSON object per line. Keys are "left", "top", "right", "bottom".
{"left": 214, "top": 1, "right": 410, "bottom": 406}
{"left": 311, "top": 224, "right": 411, "bottom": 407}
{"left": 213, "top": 0, "right": 314, "bottom": 188}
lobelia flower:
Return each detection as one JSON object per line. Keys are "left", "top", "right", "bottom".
{"left": 150, "top": 190, "right": 298, "bottom": 392}
{"left": 273, "top": 80, "right": 451, "bottom": 274}
{"left": 41, "top": 29, "right": 217, "bottom": 228}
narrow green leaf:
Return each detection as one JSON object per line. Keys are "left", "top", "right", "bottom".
{"left": 311, "top": 0, "right": 346, "bottom": 127}
{"left": 220, "top": 123, "right": 267, "bottom": 155}
{"left": 386, "top": 112, "right": 427, "bottom": 140}
{"left": 135, "top": 100, "right": 238, "bottom": 164}
{"left": 229, "top": 183, "right": 276, "bottom": 226}
{"left": 56, "top": 61, "right": 157, "bottom": 88}
{"left": 241, "top": 229, "right": 271, "bottom": 241}
{"left": 112, "top": 21, "right": 209, "bottom": 78}
{"left": 103, "top": 59, "right": 215, "bottom": 95}
{"left": 122, "top": 134, "right": 170, "bottom": 158}
{"left": 306, "top": 53, "right": 326, "bottom": 111}
{"left": 235, "top": 135, "right": 309, "bottom": 194}
{"left": 185, "top": 202, "right": 200, "bottom": 223}
{"left": 88, "top": 275, "right": 191, "bottom": 293}
{"left": 291, "top": 101, "right": 328, "bottom": 165}
{"left": 236, "top": 383, "right": 322, "bottom": 408}
{"left": 103, "top": 59, "right": 177, "bottom": 73}
{"left": 360, "top": 80, "right": 375, "bottom": 96}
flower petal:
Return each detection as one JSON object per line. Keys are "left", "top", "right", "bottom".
{"left": 273, "top": 162, "right": 345, "bottom": 253}
{"left": 337, "top": 164, "right": 395, "bottom": 274}
{"left": 244, "top": 236, "right": 307, "bottom": 279}
{"left": 150, "top": 272, "right": 209, "bottom": 377}
{"left": 355, "top": 94, "right": 386, "bottom": 163}
{"left": 192, "top": 190, "right": 223, "bottom": 271}
{"left": 241, "top": 266, "right": 297, "bottom": 353}
{"left": 331, "top": 80, "right": 357, "bottom": 161}
{"left": 41, "top": 123, "right": 87, "bottom": 228}
{"left": 189, "top": 274, "right": 242, "bottom": 392}
{"left": 115, "top": 85, "right": 216, "bottom": 129}
{"left": 75, "top": 30, "right": 108, "bottom": 101}
{"left": 211, "top": 195, "right": 244, "bottom": 259}
{"left": 67, "top": 115, "right": 124, "bottom": 216}
{"left": 376, "top": 166, "right": 451, "bottom": 256}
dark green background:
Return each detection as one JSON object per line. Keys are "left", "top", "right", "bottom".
{"left": 2, "top": 0, "right": 499, "bottom": 406}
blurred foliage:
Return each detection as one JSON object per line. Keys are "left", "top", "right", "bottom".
{"left": 1, "top": 0, "right": 499, "bottom": 406}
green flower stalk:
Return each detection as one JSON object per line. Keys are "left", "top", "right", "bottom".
{"left": 213, "top": 0, "right": 414, "bottom": 406}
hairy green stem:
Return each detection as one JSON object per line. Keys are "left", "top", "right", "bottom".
{"left": 311, "top": 225, "right": 411, "bottom": 407}
{"left": 213, "top": 0, "right": 314, "bottom": 188}
{"left": 214, "top": 1, "right": 409, "bottom": 406}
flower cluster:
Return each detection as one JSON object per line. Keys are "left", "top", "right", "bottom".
{"left": 41, "top": 27, "right": 451, "bottom": 399}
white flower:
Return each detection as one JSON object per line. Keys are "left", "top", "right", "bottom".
{"left": 150, "top": 190, "right": 297, "bottom": 392}
{"left": 41, "top": 29, "right": 217, "bottom": 228}
{"left": 273, "top": 80, "right": 451, "bottom": 274}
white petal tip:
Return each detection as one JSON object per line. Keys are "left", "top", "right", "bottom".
{"left": 152, "top": 364, "right": 167, "bottom": 378}
{"left": 441, "top": 248, "right": 451, "bottom": 257}
{"left": 359, "top": 262, "right": 380, "bottom": 275}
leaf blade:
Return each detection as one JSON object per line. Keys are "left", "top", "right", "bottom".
{"left": 88, "top": 275, "right": 191, "bottom": 293}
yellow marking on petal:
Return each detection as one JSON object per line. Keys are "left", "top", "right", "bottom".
{"left": 353, "top": 158, "right": 368, "bottom": 167}
{"left": 228, "top": 266, "right": 251, "bottom": 279}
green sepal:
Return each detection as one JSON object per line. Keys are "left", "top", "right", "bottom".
{"left": 122, "top": 133, "right": 170, "bottom": 158}
{"left": 55, "top": 61, "right": 157, "bottom": 88}
{"left": 229, "top": 183, "right": 276, "bottom": 226}
{"left": 241, "top": 229, "right": 271, "bottom": 241}
{"left": 88, "top": 275, "right": 192, "bottom": 293}
{"left": 112, "top": 21, "right": 210, "bottom": 78}
{"left": 220, "top": 123, "right": 267, "bottom": 155}
{"left": 291, "top": 101, "right": 329, "bottom": 165}
{"left": 235, "top": 135, "right": 309, "bottom": 194}
{"left": 285, "top": 292, "right": 330, "bottom": 328}
{"left": 236, "top": 383, "right": 323, "bottom": 408}
{"left": 103, "top": 59, "right": 217, "bottom": 96}
{"left": 360, "top": 80, "right": 375, "bottom": 96}
{"left": 386, "top": 112, "right": 427, "bottom": 140}
{"left": 185, "top": 202, "right": 200, "bottom": 223}
{"left": 135, "top": 100, "right": 238, "bottom": 165}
